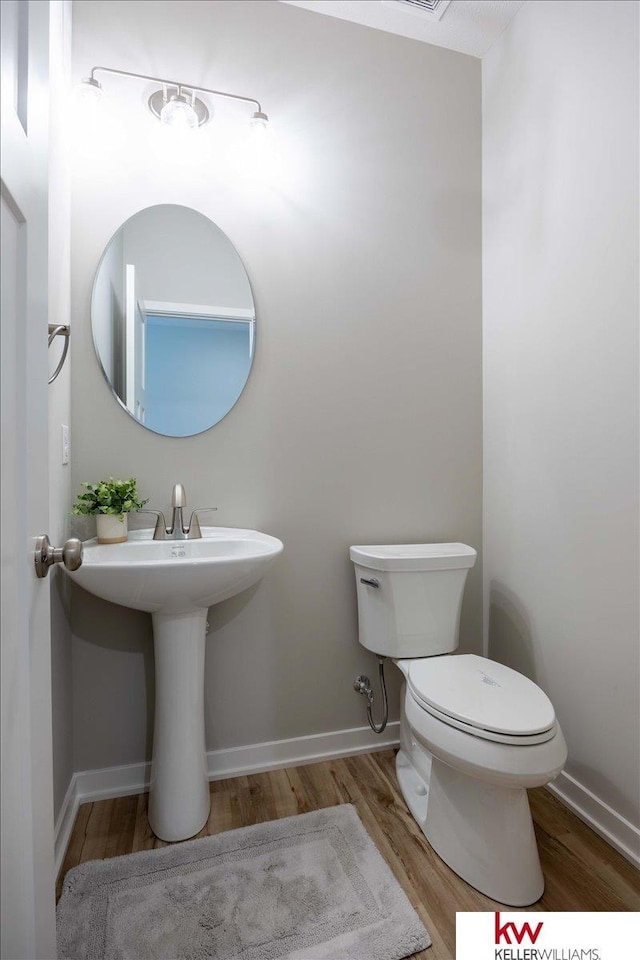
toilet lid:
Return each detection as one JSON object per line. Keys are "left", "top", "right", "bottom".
{"left": 408, "top": 655, "right": 556, "bottom": 738}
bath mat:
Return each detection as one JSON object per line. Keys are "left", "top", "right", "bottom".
{"left": 57, "top": 803, "right": 430, "bottom": 960}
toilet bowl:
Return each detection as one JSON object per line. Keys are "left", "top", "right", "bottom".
{"left": 398, "top": 654, "right": 566, "bottom": 904}
{"left": 350, "top": 543, "right": 567, "bottom": 905}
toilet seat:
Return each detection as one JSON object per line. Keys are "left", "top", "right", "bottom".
{"left": 407, "top": 654, "right": 557, "bottom": 746}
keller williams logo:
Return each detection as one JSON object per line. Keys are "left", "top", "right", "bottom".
{"left": 495, "top": 912, "right": 544, "bottom": 945}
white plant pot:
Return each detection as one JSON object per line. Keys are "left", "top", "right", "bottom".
{"left": 96, "top": 513, "right": 128, "bottom": 544}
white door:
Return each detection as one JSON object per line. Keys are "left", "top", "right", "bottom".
{"left": 1, "top": 1, "right": 57, "bottom": 958}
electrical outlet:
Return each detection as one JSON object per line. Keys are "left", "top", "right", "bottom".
{"left": 61, "top": 424, "right": 70, "bottom": 465}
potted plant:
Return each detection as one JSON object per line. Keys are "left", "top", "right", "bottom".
{"left": 72, "top": 477, "right": 148, "bottom": 544}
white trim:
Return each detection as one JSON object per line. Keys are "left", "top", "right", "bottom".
{"left": 547, "top": 771, "right": 640, "bottom": 869}
{"left": 205, "top": 722, "right": 400, "bottom": 780}
{"left": 143, "top": 300, "right": 254, "bottom": 322}
{"left": 54, "top": 728, "right": 640, "bottom": 879}
{"left": 54, "top": 723, "right": 400, "bottom": 873}
{"left": 124, "top": 263, "right": 136, "bottom": 411}
{"left": 54, "top": 776, "right": 79, "bottom": 878}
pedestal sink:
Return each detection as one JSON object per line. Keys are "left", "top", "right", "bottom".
{"left": 66, "top": 527, "right": 283, "bottom": 841}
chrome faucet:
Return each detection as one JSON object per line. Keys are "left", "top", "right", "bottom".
{"left": 170, "top": 483, "right": 187, "bottom": 538}
{"left": 138, "top": 483, "right": 217, "bottom": 540}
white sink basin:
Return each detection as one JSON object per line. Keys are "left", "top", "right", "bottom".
{"left": 65, "top": 525, "right": 283, "bottom": 843}
{"left": 68, "top": 527, "right": 283, "bottom": 614}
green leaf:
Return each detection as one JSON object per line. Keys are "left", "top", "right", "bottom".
{"left": 72, "top": 476, "right": 148, "bottom": 516}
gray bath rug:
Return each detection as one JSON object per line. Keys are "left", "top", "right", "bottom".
{"left": 57, "top": 803, "right": 430, "bottom": 960}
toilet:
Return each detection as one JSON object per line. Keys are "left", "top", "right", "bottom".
{"left": 350, "top": 542, "right": 567, "bottom": 906}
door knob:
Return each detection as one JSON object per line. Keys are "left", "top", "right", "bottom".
{"left": 34, "top": 535, "right": 83, "bottom": 579}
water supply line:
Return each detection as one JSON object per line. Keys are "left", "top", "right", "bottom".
{"left": 353, "top": 656, "right": 388, "bottom": 734}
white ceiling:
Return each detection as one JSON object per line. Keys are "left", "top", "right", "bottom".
{"left": 281, "top": 0, "right": 526, "bottom": 58}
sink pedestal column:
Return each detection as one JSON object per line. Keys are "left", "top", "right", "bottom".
{"left": 148, "top": 608, "right": 210, "bottom": 841}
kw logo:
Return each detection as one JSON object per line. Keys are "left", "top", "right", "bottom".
{"left": 495, "top": 912, "right": 544, "bottom": 945}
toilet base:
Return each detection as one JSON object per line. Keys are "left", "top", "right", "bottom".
{"left": 396, "top": 747, "right": 544, "bottom": 906}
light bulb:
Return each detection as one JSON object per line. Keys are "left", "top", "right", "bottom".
{"left": 249, "top": 111, "right": 271, "bottom": 142}
{"left": 241, "top": 111, "right": 279, "bottom": 179}
{"left": 75, "top": 77, "right": 104, "bottom": 106}
{"left": 160, "top": 94, "right": 199, "bottom": 130}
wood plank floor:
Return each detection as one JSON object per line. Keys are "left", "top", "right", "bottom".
{"left": 58, "top": 749, "right": 640, "bottom": 960}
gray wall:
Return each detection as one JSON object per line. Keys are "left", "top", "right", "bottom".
{"left": 70, "top": 0, "right": 482, "bottom": 771}
{"left": 121, "top": 204, "right": 254, "bottom": 310}
{"left": 483, "top": 0, "right": 639, "bottom": 827}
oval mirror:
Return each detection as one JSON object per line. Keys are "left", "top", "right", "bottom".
{"left": 91, "top": 204, "right": 255, "bottom": 437}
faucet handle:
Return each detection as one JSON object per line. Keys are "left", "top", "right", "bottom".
{"left": 137, "top": 509, "right": 167, "bottom": 540}
{"left": 187, "top": 508, "right": 217, "bottom": 539}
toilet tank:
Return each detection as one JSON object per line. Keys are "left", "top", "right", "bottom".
{"left": 350, "top": 543, "right": 477, "bottom": 659}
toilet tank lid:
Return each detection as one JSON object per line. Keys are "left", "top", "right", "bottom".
{"left": 349, "top": 543, "right": 477, "bottom": 572}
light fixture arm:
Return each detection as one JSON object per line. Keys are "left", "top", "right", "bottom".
{"left": 88, "top": 66, "right": 263, "bottom": 114}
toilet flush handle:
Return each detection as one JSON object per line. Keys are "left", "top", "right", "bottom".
{"left": 360, "top": 577, "right": 379, "bottom": 588}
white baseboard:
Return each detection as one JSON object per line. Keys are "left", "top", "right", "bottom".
{"left": 547, "top": 771, "right": 640, "bottom": 870}
{"left": 55, "top": 721, "right": 400, "bottom": 874}
{"left": 54, "top": 776, "right": 80, "bottom": 877}
{"left": 56, "top": 727, "right": 639, "bottom": 879}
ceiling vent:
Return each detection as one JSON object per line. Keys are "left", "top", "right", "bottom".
{"left": 382, "top": 0, "right": 452, "bottom": 21}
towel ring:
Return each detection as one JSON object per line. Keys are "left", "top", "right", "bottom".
{"left": 48, "top": 324, "right": 70, "bottom": 385}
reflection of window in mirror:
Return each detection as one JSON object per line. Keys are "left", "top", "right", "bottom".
{"left": 145, "top": 311, "right": 254, "bottom": 437}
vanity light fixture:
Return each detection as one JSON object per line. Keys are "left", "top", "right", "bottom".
{"left": 76, "top": 75, "right": 104, "bottom": 105}
{"left": 76, "top": 66, "right": 270, "bottom": 135}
